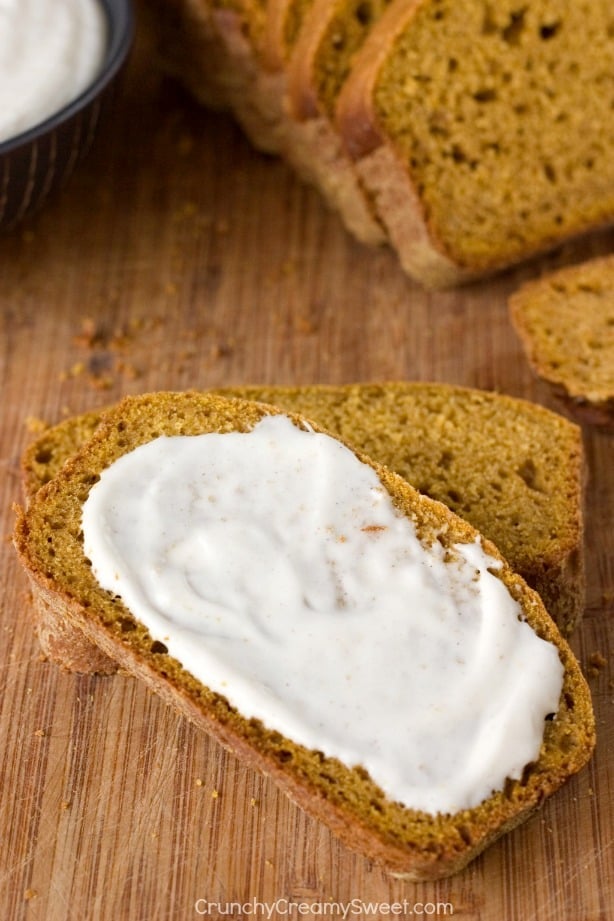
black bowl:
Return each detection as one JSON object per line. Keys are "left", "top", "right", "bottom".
{"left": 0, "top": 0, "right": 134, "bottom": 230}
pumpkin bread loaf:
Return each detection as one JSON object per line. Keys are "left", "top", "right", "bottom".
{"left": 509, "top": 254, "right": 614, "bottom": 428}
{"left": 145, "top": 0, "right": 614, "bottom": 283}
{"left": 14, "top": 391, "right": 595, "bottom": 880}
{"left": 22, "top": 383, "right": 585, "bottom": 635}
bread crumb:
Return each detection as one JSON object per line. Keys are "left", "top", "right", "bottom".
{"left": 211, "top": 789, "right": 219, "bottom": 799}
{"left": 209, "top": 341, "right": 234, "bottom": 360}
{"left": 25, "top": 416, "right": 48, "bottom": 434}
{"left": 60, "top": 801, "right": 71, "bottom": 810}
{"left": 587, "top": 652, "right": 608, "bottom": 678}
{"left": 114, "top": 359, "right": 141, "bottom": 381}
{"left": 250, "top": 798, "right": 259, "bottom": 807}
{"left": 64, "top": 316, "right": 149, "bottom": 390}
{"left": 34, "top": 729, "right": 45, "bottom": 737}
{"left": 88, "top": 374, "right": 114, "bottom": 391}
{"left": 195, "top": 778, "right": 204, "bottom": 787}
{"left": 294, "top": 315, "right": 317, "bottom": 335}
{"left": 24, "top": 889, "right": 38, "bottom": 901}
{"left": 59, "top": 362, "right": 86, "bottom": 382}
{"left": 73, "top": 318, "right": 104, "bottom": 349}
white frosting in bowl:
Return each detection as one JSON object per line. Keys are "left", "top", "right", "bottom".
{"left": 0, "top": 0, "right": 107, "bottom": 144}
{"left": 82, "top": 414, "right": 564, "bottom": 815}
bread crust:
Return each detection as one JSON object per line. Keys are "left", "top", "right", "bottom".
{"left": 286, "top": 0, "right": 337, "bottom": 120}
{"left": 343, "top": 143, "right": 473, "bottom": 287}
{"left": 282, "top": 0, "right": 387, "bottom": 244}
{"left": 279, "top": 115, "right": 387, "bottom": 244}
{"left": 335, "top": 0, "right": 423, "bottom": 158}
{"left": 261, "top": 0, "right": 295, "bottom": 69}
{"left": 13, "top": 391, "right": 595, "bottom": 879}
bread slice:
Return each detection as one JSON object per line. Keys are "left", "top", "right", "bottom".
{"left": 146, "top": 0, "right": 285, "bottom": 154}
{"left": 509, "top": 254, "right": 614, "bottom": 428}
{"left": 253, "top": 0, "right": 386, "bottom": 243}
{"left": 145, "top": 0, "right": 385, "bottom": 241}
{"left": 336, "top": 0, "right": 614, "bottom": 287}
{"left": 208, "top": 0, "right": 291, "bottom": 153}
{"left": 13, "top": 391, "right": 595, "bottom": 880}
{"left": 22, "top": 383, "right": 585, "bottom": 635}
{"left": 262, "top": 0, "right": 313, "bottom": 70}
{"left": 283, "top": 0, "right": 396, "bottom": 243}
{"left": 264, "top": 0, "right": 388, "bottom": 244}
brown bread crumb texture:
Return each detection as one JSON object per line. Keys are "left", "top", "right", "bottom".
{"left": 368, "top": 0, "right": 614, "bottom": 270}
{"left": 14, "top": 391, "right": 595, "bottom": 879}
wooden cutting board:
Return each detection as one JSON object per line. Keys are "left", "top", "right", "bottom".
{"left": 1, "top": 7, "right": 612, "bottom": 920}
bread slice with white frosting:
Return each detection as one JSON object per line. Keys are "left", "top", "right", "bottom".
{"left": 14, "top": 391, "right": 594, "bottom": 879}
{"left": 21, "top": 382, "right": 585, "bottom": 635}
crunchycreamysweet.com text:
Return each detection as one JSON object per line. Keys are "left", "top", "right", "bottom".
{"left": 194, "top": 897, "right": 455, "bottom": 918}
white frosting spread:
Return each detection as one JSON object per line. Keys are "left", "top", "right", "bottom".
{"left": 82, "top": 414, "right": 564, "bottom": 815}
{"left": 0, "top": 0, "right": 107, "bottom": 144}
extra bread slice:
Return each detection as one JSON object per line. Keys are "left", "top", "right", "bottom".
{"left": 336, "top": 0, "right": 614, "bottom": 287}
{"left": 509, "top": 254, "right": 614, "bottom": 428}
{"left": 14, "top": 391, "right": 595, "bottom": 880}
{"left": 284, "top": 0, "right": 396, "bottom": 243}
{"left": 266, "top": 0, "right": 387, "bottom": 244}
{"left": 248, "top": 0, "right": 385, "bottom": 243}
{"left": 22, "top": 383, "right": 585, "bottom": 636}
{"left": 145, "top": 0, "right": 384, "bottom": 241}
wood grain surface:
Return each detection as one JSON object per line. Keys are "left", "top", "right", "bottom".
{"left": 1, "top": 6, "right": 613, "bottom": 920}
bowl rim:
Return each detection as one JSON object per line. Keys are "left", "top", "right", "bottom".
{"left": 0, "top": 0, "right": 135, "bottom": 156}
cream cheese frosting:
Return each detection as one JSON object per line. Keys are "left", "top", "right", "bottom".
{"left": 0, "top": 0, "right": 107, "bottom": 143}
{"left": 81, "top": 414, "right": 564, "bottom": 815}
